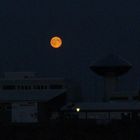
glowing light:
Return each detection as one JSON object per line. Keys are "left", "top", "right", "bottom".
{"left": 50, "top": 36, "right": 62, "bottom": 48}
{"left": 76, "top": 108, "right": 80, "bottom": 112}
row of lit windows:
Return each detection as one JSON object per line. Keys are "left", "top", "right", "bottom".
{"left": 1, "top": 84, "right": 64, "bottom": 90}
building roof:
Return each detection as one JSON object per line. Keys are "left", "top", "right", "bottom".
{"left": 90, "top": 54, "right": 132, "bottom": 76}
{"left": 91, "top": 54, "right": 132, "bottom": 67}
{"left": 0, "top": 90, "right": 66, "bottom": 102}
{"left": 62, "top": 102, "right": 140, "bottom": 112}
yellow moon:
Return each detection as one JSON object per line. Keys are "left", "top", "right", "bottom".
{"left": 50, "top": 36, "right": 62, "bottom": 48}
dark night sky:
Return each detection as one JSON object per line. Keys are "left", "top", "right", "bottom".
{"left": 0, "top": 0, "right": 140, "bottom": 101}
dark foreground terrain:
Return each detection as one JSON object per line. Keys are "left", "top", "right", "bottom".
{"left": 0, "top": 120, "right": 140, "bottom": 140}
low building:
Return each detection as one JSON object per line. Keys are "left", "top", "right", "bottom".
{"left": 61, "top": 102, "right": 140, "bottom": 121}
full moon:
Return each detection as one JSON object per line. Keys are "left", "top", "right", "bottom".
{"left": 50, "top": 36, "right": 62, "bottom": 48}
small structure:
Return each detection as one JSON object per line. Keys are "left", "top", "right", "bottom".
{"left": 90, "top": 54, "right": 132, "bottom": 101}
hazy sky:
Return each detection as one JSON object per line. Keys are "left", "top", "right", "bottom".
{"left": 0, "top": 0, "right": 140, "bottom": 100}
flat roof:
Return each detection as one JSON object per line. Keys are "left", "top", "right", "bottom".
{"left": 0, "top": 90, "right": 66, "bottom": 102}
{"left": 62, "top": 102, "right": 140, "bottom": 112}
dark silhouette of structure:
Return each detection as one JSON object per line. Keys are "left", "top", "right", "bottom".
{"left": 90, "top": 54, "right": 132, "bottom": 101}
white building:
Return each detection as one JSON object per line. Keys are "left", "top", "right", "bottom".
{"left": 0, "top": 72, "right": 67, "bottom": 123}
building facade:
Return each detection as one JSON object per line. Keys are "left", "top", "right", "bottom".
{"left": 0, "top": 72, "right": 67, "bottom": 123}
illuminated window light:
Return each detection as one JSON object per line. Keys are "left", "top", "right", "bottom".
{"left": 76, "top": 108, "right": 80, "bottom": 112}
